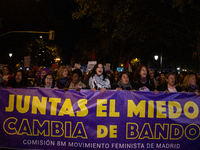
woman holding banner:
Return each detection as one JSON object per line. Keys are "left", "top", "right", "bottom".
{"left": 55, "top": 66, "right": 71, "bottom": 89}
{"left": 157, "top": 73, "right": 182, "bottom": 93}
{"left": 115, "top": 72, "right": 133, "bottom": 91}
{"left": 41, "top": 73, "right": 56, "bottom": 89}
{"left": 68, "top": 69, "right": 86, "bottom": 92}
{"left": 7, "top": 70, "right": 29, "bottom": 88}
{"left": 132, "top": 65, "right": 158, "bottom": 94}
{"left": 182, "top": 73, "right": 200, "bottom": 96}
{"left": 89, "top": 62, "right": 111, "bottom": 93}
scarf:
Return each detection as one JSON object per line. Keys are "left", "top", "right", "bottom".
{"left": 140, "top": 77, "right": 147, "bottom": 83}
{"left": 94, "top": 74, "right": 104, "bottom": 83}
{"left": 189, "top": 84, "right": 198, "bottom": 89}
{"left": 45, "top": 85, "right": 52, "bottom": 89}
{"left": 117, "top": 81, "right": 132, "bottom": 90}
{"left": 3, "top": 75, "right": 9, "bottom": 82}
{"left": 60, "top": 77, "right": 68, "bottom": 85}
{"left": 90, "top": 74, "right": 111, "bottom": 89}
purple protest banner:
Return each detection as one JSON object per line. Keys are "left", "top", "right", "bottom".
{"left": 0, "top": 88, "right": 200, "bottom": 150}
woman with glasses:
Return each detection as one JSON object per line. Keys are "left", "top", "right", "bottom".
{"left": 41, "top": 73, "right": 55, "bottom": 88}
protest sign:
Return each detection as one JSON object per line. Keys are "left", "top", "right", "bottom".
{"left": 87, "top": 61, "right": 97, "bottom": 73}
{"left": 24, "top": 56, "right": 30, "bottom": 68}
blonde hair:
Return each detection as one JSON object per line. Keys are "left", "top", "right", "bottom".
{"left": 56, "top": 66, "right": 68, "bottom": 79}
{"left": 182, "top": 74, "right": 196, "bottom": 88}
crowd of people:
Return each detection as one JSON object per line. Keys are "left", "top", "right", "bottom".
{"left": 0, "top": 62, "right": 200, "bottom": 96}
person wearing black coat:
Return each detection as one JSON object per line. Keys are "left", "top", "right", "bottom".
{"left": 157, "top": 73, "right": 182, "bottom": 93}
{"left": 114, "top": 72, "right": 133, "bottom": 91}
{"left": 132, "top": 65, "right": 157, "bottom": 92}
{"left": 7, "top": 70, "right": 29, "bottom": 88}
{"left": 181, "top": 73, "right": 200, "bottom": 96}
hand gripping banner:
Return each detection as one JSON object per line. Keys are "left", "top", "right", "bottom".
{"left": 0, "top": 88, "right": 200, "bottom": 150}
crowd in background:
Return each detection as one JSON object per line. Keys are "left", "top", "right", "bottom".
{"left": 0, "top": 62, "right": 200, "bottom": 96}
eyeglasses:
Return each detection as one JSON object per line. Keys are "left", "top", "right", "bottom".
{"left": 45, "top": 78, "right": 53, "bottom": 81}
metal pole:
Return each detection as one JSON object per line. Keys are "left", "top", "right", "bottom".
{"left": 160, "top": 49, "right": 162, "bottom": 70}
{"left": 0, "top": 31, "right": 50, "bottom": 39}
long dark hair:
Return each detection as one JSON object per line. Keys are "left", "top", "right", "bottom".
{"left": 89, "top": 62, "right": 108, "bottom": 80}
{"left": 133, "top": 64, "right": 150, "bottom": 81}
{"left": 11, "top": 70, "right": 28, "bottom": 88}
{"left": 117, "top": 71, "right": 130, "bottom": 82}
{"left": 42, "top": 73, "right": 55, "bottom": 88}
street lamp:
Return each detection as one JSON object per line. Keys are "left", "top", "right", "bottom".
{"left": 55, "top": 57, "right": 61, "bottom": 67}
{"left": 55, "top": 58, "right": 61, "bottom": 62}
{"left": 177, "top": 67, "right": 180, "bottom": 74}
{"left": 154, "top": 55, "right": 159, "bottom": 70}
{"left": 9, "top": 53, "right": 13, "bottom": 57}
{"left": 154, "top": 55, "right": 158, "bottom": 61}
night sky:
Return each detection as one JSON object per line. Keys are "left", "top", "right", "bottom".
{"left": 0, "top": 0, "right": 200, "bottom": 71}
{"left": 0, "top": 0, "right": 87, "bottom": 65}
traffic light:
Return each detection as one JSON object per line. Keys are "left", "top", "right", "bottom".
{"left": 49, "top": 30, "right": 55, "bottom": 40}
{"left": 193, "top": 51, "right": 197, "bottom": 58}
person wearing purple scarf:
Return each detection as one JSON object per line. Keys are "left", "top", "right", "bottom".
{"left": 55, "top": 66, "right": 71, "bottom": 89}
{"left": 33, "top": 68, "right": 50, "bottom": 87}
{"left": 182, "top": 73, "right": 200, "bottom": 96}
{"left": 132, "top": 65, "right": 158, "bottom": 94}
